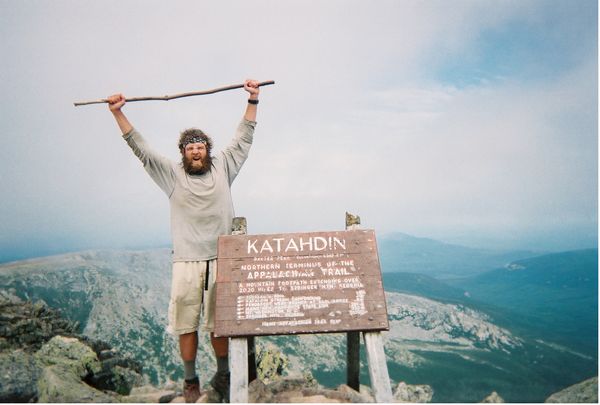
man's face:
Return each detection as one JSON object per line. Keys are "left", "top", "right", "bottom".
{"left": 182, "top": 142, "right": 210, "bottom": 175}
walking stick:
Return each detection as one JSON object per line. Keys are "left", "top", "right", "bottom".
{"left": 73, "top": 80, "right": 275, "bottom": 107}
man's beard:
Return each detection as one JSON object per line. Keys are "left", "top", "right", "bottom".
{"left": 182, "top": 154, "right": 212, "bottom": 175}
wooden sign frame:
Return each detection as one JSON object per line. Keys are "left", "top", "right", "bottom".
{"left": 214, "top": 229, "right": 389, "bottom": 338}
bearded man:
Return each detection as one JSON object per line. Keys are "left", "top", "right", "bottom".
{"left": 107, "top": 79, "right": 260, "bottom": 402}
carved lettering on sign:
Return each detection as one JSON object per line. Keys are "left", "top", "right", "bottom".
{"left": 246, "top": 236, "right": 347, "bottom": 254}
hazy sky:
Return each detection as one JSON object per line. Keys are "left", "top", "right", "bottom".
{"left": 0, "top": 0, "right": 597, "bottom": 262}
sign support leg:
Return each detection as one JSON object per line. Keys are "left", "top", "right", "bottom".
{"left": 347, "top": 331, "right": 360, "bottom": 391}
{"left": 229, "top": 337, "right": 248, "bottom": 403}
{"left": 363, "top": 331, "right": 393, "bottom": 403}
{"left": 248, "top": 336, "right": 257, "bottom": 383}
{"left": 229, "top": 217, "right": 250, "bottom": 403}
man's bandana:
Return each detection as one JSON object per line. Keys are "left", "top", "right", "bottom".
{"left": 182, "top": 136, "right": 207, "bottom": 149}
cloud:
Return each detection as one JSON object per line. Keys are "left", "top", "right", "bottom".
{"left": 0, "top": 0, "right": 596, "bottom": 261}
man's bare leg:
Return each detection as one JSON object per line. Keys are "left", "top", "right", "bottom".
{"left": 180, "top": 331, "right": 199, "bottom": 361}
{"left": 180, "top": 332, "right": 201, "bottom": 403}
{"left": 210, "top": 334, "right": 228, "bottom": 357}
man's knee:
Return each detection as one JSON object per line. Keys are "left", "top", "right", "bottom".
{"left": 179, "top": 331, "right": 199, "bottom": 361}
{"left": 210, "top": 333, "right": 229, "bottom": 357}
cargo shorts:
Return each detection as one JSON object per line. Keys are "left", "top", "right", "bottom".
{"left": 167, "top": 260, "right": 217, "bottom": 336}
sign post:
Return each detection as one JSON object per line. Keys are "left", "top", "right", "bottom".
{"left": 217, "top": 215, "right": 392, "bottom": 402}
{"left": 228, "top": 218, "right": 250, "bottom": 403}
{"left": 345, "top": 212, "right": 362, "bottom": 392}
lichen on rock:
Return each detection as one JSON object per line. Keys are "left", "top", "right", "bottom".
{"left": 393, "top": 381, "right": 434, "bottom": 403}
{"left": 0, "top": 350, "right": 43, "bottom": 402}
{"left": 256, "top": 342, "right": 289, "bottom": 383}
{"left": 35, "top": 335, "right": 101, "bottom": 377}
{"left": 37, "top": 364, "right": 118, "bottom": 403}
{"left": 0, "top": 296, "right": 150, "bottom": 403}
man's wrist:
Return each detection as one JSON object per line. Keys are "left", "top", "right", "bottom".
{"left": 247, "top": 99, "right": 259, "bottom": 105}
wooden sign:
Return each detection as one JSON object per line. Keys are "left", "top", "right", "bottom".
{"left": 214, "top": 229, "right": 389, "bottom": 337}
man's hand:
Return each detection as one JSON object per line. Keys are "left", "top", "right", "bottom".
{"left": 244, "top": 79, "right": 260, "bottom": 100}
{"left": 107, "top": 93, "right": 126, "bottom": 112}
{"left": 243, "top": 79, "right": 259, "bottom": 122}
{"left": 107, "top": 93, "right": 133, "bottom": 135}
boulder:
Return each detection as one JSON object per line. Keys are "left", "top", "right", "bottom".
{"left": 335, "top": 384, "right": 375, "bottom": 403}
{"left": 393, "top": 381, "right": 434, "bottom": 403}
{"left": 85, "top": 360, "right": 144, "bottom": 395}
{"left": 0, "top": 350, "right": 43, "bottom": 402}
{"left": 481, "top": 391, "right": 505, "bottom": 403}
{"left": 37, "top": 364, "right": 117, "bottom": 403}
{"left": 35, "top": 335, "right": 100, "bottom": 377}
{"left": 123, "top": 385, "right": 179, "bottom": 403}
{"left": 256, "top": 343, "right": 289, "bottom": 383}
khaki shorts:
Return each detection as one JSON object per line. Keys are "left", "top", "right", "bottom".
{"left": 167, "top": 260, "right": 217, "bottom": 336}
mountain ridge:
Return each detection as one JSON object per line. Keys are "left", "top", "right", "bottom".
{"left": 377, "top": 232, "right": 540, "bottom": 278}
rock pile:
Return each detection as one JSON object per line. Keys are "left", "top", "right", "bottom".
{"left": 0, "top": 290, "right": 78, "bottom": 353}
{"left": 0, "top": 292, "right": 160, "bottom": 403}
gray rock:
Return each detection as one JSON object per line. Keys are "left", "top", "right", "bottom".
{"left": 392, "top": 381, "right": 433, "bottom": 403}
{"left": 35, "top": 335, "right": 101, "bottom": 377}
{"left": 124, "top": 385, "right": 179, "bottom": 403}
{"left": 0, "top": 350, "right": 43, "bottom": 402}
{"left": 481, "top": 391, "right": 505, "bottom": 403}
{"left": 0, "top": 298, "right": 150, "bottom": 403}
{"left": 256, "top": 342, "right": 289, "bottom": 383}
{"left": 246, "top": 376, "right": 380, "bottom": 403}
{"left": 0, "top": 295, "right": 78, "bottom": 353}
{"left": 37, "top": 364, "right": 117, "bottom": 403}
{"left": 545, "top": 376, "right": 598, "bottom": 403}
{"left": 86, "top": 357, "right": 144, "bottom": 395}
{"left": 335, "top": 384, "right": 375, "bottom": 403}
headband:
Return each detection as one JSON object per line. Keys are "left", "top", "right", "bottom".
{"left": 181, "top": 136, "right": 207, "bottom": 149}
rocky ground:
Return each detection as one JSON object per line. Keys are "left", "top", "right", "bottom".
{"left": 0, "top": 291, "right": 142, "bottom": 402}
{"left": 0, "top": 291, "right": 596, "bottom": 403}
{"left": 0, "top": 291, "right": 433, "bottom": 403}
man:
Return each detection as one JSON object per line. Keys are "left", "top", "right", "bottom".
{"left": 107, "top": 79, "right": 260, "bottom": 403}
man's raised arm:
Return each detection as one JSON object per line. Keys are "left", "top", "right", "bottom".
{"left": 108, "top": 93, "right": 133, "bottom": 135}
{"left": 243, "top": 79, "right": 260, "bottom": 122}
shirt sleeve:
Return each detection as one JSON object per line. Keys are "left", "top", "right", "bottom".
{"left": 123, "top": 128, "right": 176, "bottom": 197}
{"left": 220, "top": 119, "right": 255, "bottom": 185}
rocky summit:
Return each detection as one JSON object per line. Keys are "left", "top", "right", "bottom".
{"left": 0, "top": 291, "right": 431, "bottom": 403}
{"left": 1, "top": 292, "right": 595, "bottom": 403}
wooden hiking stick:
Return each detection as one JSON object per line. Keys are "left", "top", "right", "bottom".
{"left": 73, "top": 80, "right": 275, "bottom": 107}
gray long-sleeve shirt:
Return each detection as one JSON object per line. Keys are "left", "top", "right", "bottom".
{"left": 123, "top": 119, "right": 255, "bottom": 261}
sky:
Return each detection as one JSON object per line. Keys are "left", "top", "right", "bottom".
{"left": 0, "top": 0, "right": 597, "bottom": 262}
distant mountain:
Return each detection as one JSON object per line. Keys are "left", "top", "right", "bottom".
{"left": 382, "top": 272, "right": 469, "bottom": 304}
{"left": 447, "top": 249, "right": 598, "bottom": 353}
{"left": 0, "top": 248, "right": 596, "bottom": 402}
{"left": 377, "top": 232, "right": 537, "bottom": 278}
